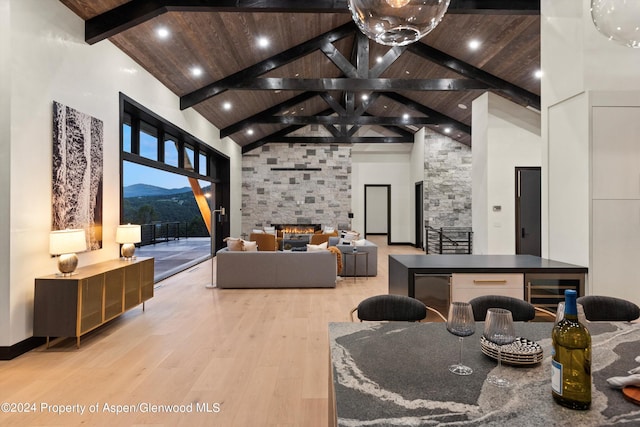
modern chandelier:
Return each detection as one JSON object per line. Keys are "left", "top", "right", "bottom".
{"left": 348, "top": 0, "right": 451, "bottom": 46}
{"left": 591, "top": 0, "right": 640, "bottom": 48}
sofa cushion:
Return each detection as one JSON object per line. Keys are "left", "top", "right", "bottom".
{"left": 307, "top": 242, "right": 328, "bottom": 251}
{"left": 242, "top": 240, "right": 258, "bottom": 251}
{"left": 224, "top": 237, "right": 243, "bottom": 251}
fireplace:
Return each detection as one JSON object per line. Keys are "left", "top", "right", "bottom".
{"left": 273, "top": 224, "right": 322, "bottom": 234}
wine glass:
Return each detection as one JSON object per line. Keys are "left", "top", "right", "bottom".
{"left": 483, "top": 308, "right": 516, "bottom": 387}
{"left": 446, "top": 302, "right": 476, "bottom": 376}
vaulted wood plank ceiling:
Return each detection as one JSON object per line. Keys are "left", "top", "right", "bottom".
{"left": 59, "top": 0, "right": 540, "bottom": 152}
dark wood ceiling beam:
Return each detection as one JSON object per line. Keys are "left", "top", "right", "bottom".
{"left": 180, "top": 22, "right": 355, "bottom": 109}
{"left": 264, "top": 136, "right": 414, "bottom": 143}
{"left": 320, "top": 93, "right": 347, "bottom": 115}
{"left": 242, "top": 124, "right": 307, "bottom": 153}
{"left": 354, "top": 92, "right": 381, "bottom": 116}
{"left": 85, "top": 0, "right": 539, "bottom": 44}
{"left": 369, "top": 46, "right": 407, "bottom": 78}
{"left": 214, "top": 78, "right": 490, "bottom": 91}
{"left": 320, "top": 43, "right": 357, "bottom": 78}
{"left": 241, "top": 115, "right": 445, "bottom": 126}
{"left": 381, "top": 91, "right": 471, "bottom": 134}
{"left": 407, "top": 42, "right": 541, "bottom": 110}
{"left": 220, "top": 92, "right": 317, "bottom": 137}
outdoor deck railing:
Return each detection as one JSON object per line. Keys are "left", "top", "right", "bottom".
{"left": 139, "top": 222, "right": 182, "bottom": 246}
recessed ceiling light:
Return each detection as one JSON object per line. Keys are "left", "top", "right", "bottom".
{"left": 191, "top": 67, "right": 203, "bottom": 77}
{"left": 247, "top": 129, "right": 254, "bottom": 135}
{"left": 257, "top": 37, "right": 270, "bottom": 48}
{"left": 444, "top": 127, "right": 452, "bottom": 134}
{"left": 222, "top": 102, "right": 232, "bottom": 111}
{"left": 534, "top": 69, "right": 543, "bottom": 79}
{"left": 361, "top": 94, "right": 369, "bottom": 101}
{"left": 468, "top": 39, "right": 481, "bottom": 50}
{"left": 402, "top": 113, "right": 409, "bottom": 120}
{"left": 376, "top": 56, "right": 383, "bottom": 63}
{"left": 405, "top": 70, "right": 411, "bottom": 75}
{"left": 457, "top": 103, "right": 468, "bottom": 110}
{"left": 156, "top": 27, "right": 170, "bottom": 39}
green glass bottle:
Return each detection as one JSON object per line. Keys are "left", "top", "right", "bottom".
{"left": 551, "top": 289, "right": 591, "bottom": 410}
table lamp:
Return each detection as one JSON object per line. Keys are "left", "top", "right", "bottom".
{"left": 49, "top": 228, "right": 87, "bottom": 276}
{"left": 116, "top": 224, "right": 141, "bottom": 260}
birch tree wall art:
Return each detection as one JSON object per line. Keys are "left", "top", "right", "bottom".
{"left": 52, "top": 101, "right": 103, "bottom": 250}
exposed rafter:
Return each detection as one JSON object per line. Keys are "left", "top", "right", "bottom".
{"left": 407, "top": 42, "right": 541, "bottom": 110}
{"left": 208, "top": 77, "right": 490, "bottom": 92}
{"left": 85, "top": 0, "right": 539, "bottom": 45}
{"left": 180, "top": 22, "right": 354, "bottom": 110}
{"left": 74, "top": 0, "right": 540, "bottom": 150}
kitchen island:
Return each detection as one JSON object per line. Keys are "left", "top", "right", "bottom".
{"left": 389, "top": 254, "right": 587, "bottom": 312}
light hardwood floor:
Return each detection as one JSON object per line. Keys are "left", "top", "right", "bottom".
{"left": 0, "top": 236, "right": 425, "bottom": 427}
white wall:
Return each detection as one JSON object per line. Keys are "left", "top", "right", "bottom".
{"left": 1, "top": 0, "right": 241, "bottom": 347}
{"left": 472, "top": 92, "right": 541, "bottom": 254}
{"left": 0, "top": 0, "right": 11, "bottom": 346}
{"left": 351, "top": 144, "right": 413, "bottom": 243}
{"left": 543, "top": 0, "right": 640, "bottom": 304}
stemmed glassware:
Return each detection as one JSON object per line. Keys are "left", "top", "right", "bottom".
{"left": 483, "top": 308, "right": 516, "bottom": 387}
{"left": 446, "top": 302, "right": 476, "bottom": 376}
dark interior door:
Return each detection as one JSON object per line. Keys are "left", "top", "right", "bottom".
{"left": 415, "top": 182, "right": 424, "bottom": 250}
{"left": 516, "top": 167, "right": 541, "bottom": 256}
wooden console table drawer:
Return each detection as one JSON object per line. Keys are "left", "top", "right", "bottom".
{"left": 34, "top": 257, "right": 154, "bottom": 348}
{"left": 451, "top": 273, "right": 523, "bottom": 302}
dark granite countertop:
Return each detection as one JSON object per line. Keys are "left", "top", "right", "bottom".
{"left": 329, "top": 321, "right": 640, "bottom": 426}
{"left": 389, "top": 254, "right": 587, "bottom": 274}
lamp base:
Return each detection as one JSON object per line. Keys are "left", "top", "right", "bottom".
{"left": 121, "top": 243, "right": 136, "bottom": 260}
{"left": 57, "top": 253, "right": 78, "bottom": 276}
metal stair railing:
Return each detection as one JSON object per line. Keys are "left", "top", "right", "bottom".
{"left": 425, "top": 226, "right": 473, "bottom": 254}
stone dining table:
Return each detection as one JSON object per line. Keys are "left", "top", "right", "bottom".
{"left": 328, "top": 321, "right": 640, "bottom": 426}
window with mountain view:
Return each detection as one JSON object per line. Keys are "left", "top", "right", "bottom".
{"left": 119, "top": 95, "right": 228, "bottom": 281}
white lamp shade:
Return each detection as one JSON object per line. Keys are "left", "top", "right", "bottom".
{"left": 116, "top": 224, "right": 141, "bottom": 244}
{"left": 49, "top": 229, "right": 87, "bottom": 255}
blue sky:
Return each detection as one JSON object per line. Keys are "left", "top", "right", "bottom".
{"left": 123, "top": 123, "right": 206, "bottom": 190}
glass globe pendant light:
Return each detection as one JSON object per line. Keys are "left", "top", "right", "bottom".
{"left": 348, "top": 0, "right": 451, "bottom": 46}
{"left": 591, "top": 0, "right": 640, "bottom": 48}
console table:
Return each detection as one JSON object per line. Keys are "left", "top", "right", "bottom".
{"left": 389, "top": 255, "right": 587, "bottom": 312}
{"left": 34, "top": 257, "right": 154, "bottom": 348}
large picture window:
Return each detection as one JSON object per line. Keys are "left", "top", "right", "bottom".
{"left": 120, "top": 94, "right": 229, "bottom": 281}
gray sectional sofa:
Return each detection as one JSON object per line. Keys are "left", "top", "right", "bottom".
{"left": 215, "top": 248, "right": 337, "bottom": 288}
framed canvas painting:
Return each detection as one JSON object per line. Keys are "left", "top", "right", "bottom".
{"left": 52, "top": 101, "right": 103, "bottom": 250}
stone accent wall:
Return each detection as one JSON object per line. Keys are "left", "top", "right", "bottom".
{"left": 241, "top": 143, "right": 352, "bottom": 238}
{"left": 424, "top": 131, "right": 472, "bottom": 228}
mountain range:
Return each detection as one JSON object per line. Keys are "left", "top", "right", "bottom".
{"left": 124, "top": 183, "right": 193, "bottom": 198}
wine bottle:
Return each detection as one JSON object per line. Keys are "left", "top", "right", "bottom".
{"left": 551, "top": 289, "right": 591, "bottom": 410}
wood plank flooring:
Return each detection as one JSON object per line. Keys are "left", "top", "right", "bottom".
{"left": 0, "top": 236, "right": 425, "bottom": 426}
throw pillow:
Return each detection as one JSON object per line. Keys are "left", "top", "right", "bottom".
{"left": 252, "top": 229, "right": 264, "bottom": 234}
{"left": 323, "top": 226, "right": 335, "bottom": 233}
{"left": 242, "top": 240, "right": 258, "bottom": 251}
{"left": 263, "top": 226, "right": 276, "bottom": 235}
{"left": 224, "top": 237, "right": 243, "bottom": 251}
{"left": 307, "top": 242, "right": 328, "bottom": 252}
{"left": 353, "top": 239, "right": 367, "bottom": 246}
{"left": 343, "top": 231, "right": 360, "bottom": 242}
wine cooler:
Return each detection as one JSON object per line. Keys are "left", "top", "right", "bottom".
{"left": 525, "top": 273, "right": 585, "bottom": 312}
